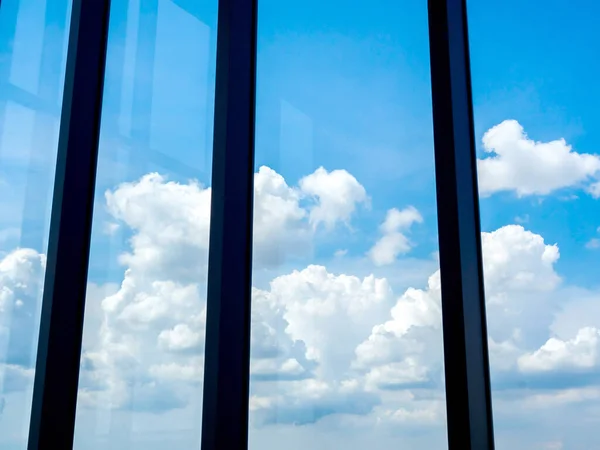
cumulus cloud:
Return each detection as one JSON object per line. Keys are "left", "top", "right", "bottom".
{"left": 298, "top": 167, "right": 368, "bottom": 230}
{"left": 268, "top": 266, "right": 391, "bottom": 355}
{"left": 480, "top": 225, "right": 567, "bottom": 376}
{"left": 158, "top": 323, "right": 203, "bottom": 352}
{"left": 73, "top": 162, "right": 436, "bottom": 423}
{"left": 376, "top": 397, "right": 446, "bottom": 425}
{"left": 354, "top": 271, "right": 441, "bottom": 367}
{"left": 478, "top": 120, "right": 600, "bottom": 196}
{"left": 0, "top": 249, "right": 45, "bottom": 375}
{"left": 76, "top": 165, "right": 371, "bottom": 414}
{"left": 105, "top": 173, "right": 211, "bottom": 283}
{"left": 78, "top": 276, "right": 207, "bottom": 410}
{"left": 77, "top": 174, "right": 212, "bottom": 411}
{"left": 588, "top": 181, "right": 600, "bottom": 198}
{"left": 249, "top": 265, "right": 392, "bottom": 422}
{"left": 247, "top": 222, "right": 580, "bottom": 426}
{"left": 356, "top": 223, "right": 568, "bottom": 394}
{"left": 367, "top": 206, "right": 423, "bottom": 266}
{"left": 518, "top": 327, "right": 600, "bottom": 373}
{"left": 4, "top": 161, "right": 600, "bottom": 437}
{"left": 481, "top": 225, "right": 560, "bottom": 297}
{"left": 0, "top": 249, "right": 46, "bottom": 418}
{"left": 74, "top": 174, "right": 600, "bottom": 427}
{"left": 104, "top": 167, "right": 367, "bottom": 273}
{"left": 0, "top": 364, "right": 34, "bottom": 393}
{"left": 253, "top": 166, "right": 312, "bottom": 265}
{"left": 250, "top": 380, "right": 379, "bottom": 426}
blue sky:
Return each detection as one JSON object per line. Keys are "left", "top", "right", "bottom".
{"left": 1, "top": 0, "right": 600, "bottom": 449}
{"left": 469, "top": 0, "right": 600, "bottom": 288}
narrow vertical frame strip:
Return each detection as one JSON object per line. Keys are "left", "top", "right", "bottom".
{"left": 27, "top": 0, "right": 111, "bottom": 448}
{"left": 200, "top": 0, "right": 258, "bottom": 448}
{"left": 427, "top": 0, "right": 495, "bottom": 449}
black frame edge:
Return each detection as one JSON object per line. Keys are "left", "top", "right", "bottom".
{"left": 27, "top": 0, "right": 111, "bottom": 448}
{"left": 427, "top": 0, "right": 495, "bottom": 449}
{"left": 200, "top": 0, "right": 258, "bottom": 448}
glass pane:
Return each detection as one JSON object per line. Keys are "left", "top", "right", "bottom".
{"left": 469, "top": 1, "right": 600, "bottom": 449}
{"left": 249, "top": 1, "right": 447, "bottom": 448}
{"left": 72, "top": 0, "right": 216, "bottom": 448}
{"left": 0, "top": 0, "right": 71, "bottom": 448}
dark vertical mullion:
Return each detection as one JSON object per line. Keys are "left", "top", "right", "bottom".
{"left": 27, "top": 0, "right": 111, "bottom": 449}
{"left": 200, "top": 0, "right": 257, "bottom": 448}
{"left": 427, "top": 0, "right": 495, "bottom": 449}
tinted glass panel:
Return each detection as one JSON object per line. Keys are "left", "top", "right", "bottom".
{"left": 249, "top": 1, "right": 448, "bottom": 448}
{"left": 0, "top": 0, "right": 71, "bottom": 447}
{"left": 469, "top": 1, "right": 600, "bottom": 448}
{"left": 72, "top": 1, "right": 217, "bottom": 448}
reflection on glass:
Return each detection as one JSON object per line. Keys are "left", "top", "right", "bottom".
{"left": 468, "top": 1, "right": 600, "bottom": 449}
{"left": 0, "top": 0, "right": 71, "bottom": 448}
{"left": 72, "top": 0, "right": 216, "bottom": 448}
{"left": 249, "top": 0, "right": 447, "bottom": 448}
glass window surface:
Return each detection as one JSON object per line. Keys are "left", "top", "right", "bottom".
{"left": 468, "top": 1, "right": 600, "bottom": 449}
{"left": 72, "top": 0, "right": 217, "bottom": 448}
{"left": 0, "top": 0, "right": 71, "bottom": 448}
{"left": 249, "top": 1, "right": 448, "bottom": 448}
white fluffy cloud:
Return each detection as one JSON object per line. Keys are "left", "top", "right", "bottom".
{"left": 588, "top": 181, "right": 600, "bottom": 198}
{"left": 77, "top": 166, "right": 439, "bottom": 423}
{"left": 105, "top": 172, "right": 211, "bottom": 283}
{"left": 0, "top": 249, "right": 45, "bottom": 396}
{"left": 518, "top": 327, "right": 600, "bottom": 373}
{"left": 105, "top": 166, "right": 369, "bottom": 273}
{"left": 356, "top": 223, "right": 572, "bottom": 393}
{"left": 0, "top": 249, "right": 45, "bottom": 424}
{"left": 76, "top": 165, "right": 370, "bottom": 413}
{"left": 249, "top": 265, "right": 392, "bottom": 423}
{"left": 481, "top": 225, "right": 560, "bottom": 297}
{"left": 482, "top": 225, "right": 565, "bottom": 370}
{"left": 478, "top": 120, "right": 600, "bottom": 196}
{"left": 252, "top": 166, "right": 311, "bottom": 265}
{"left": 249, "top": 221, "right": 584, "bottom": 426}
{"left": 3, "top": 163, "right": 600, "bottom": 439}
{"left": 78, "top": 276, "right": 206, "bottom": 410}
{"left": 79, "top": 174, "right": 210, "bottom": 410}
{"left": 298, "top": 167, "right": 368, "bottom": 230}
{"left": 353, "top": 278, "right": 443, "bottom": 395}
{"left": 368, "top": 206, "right": 423, "bottom": 266}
